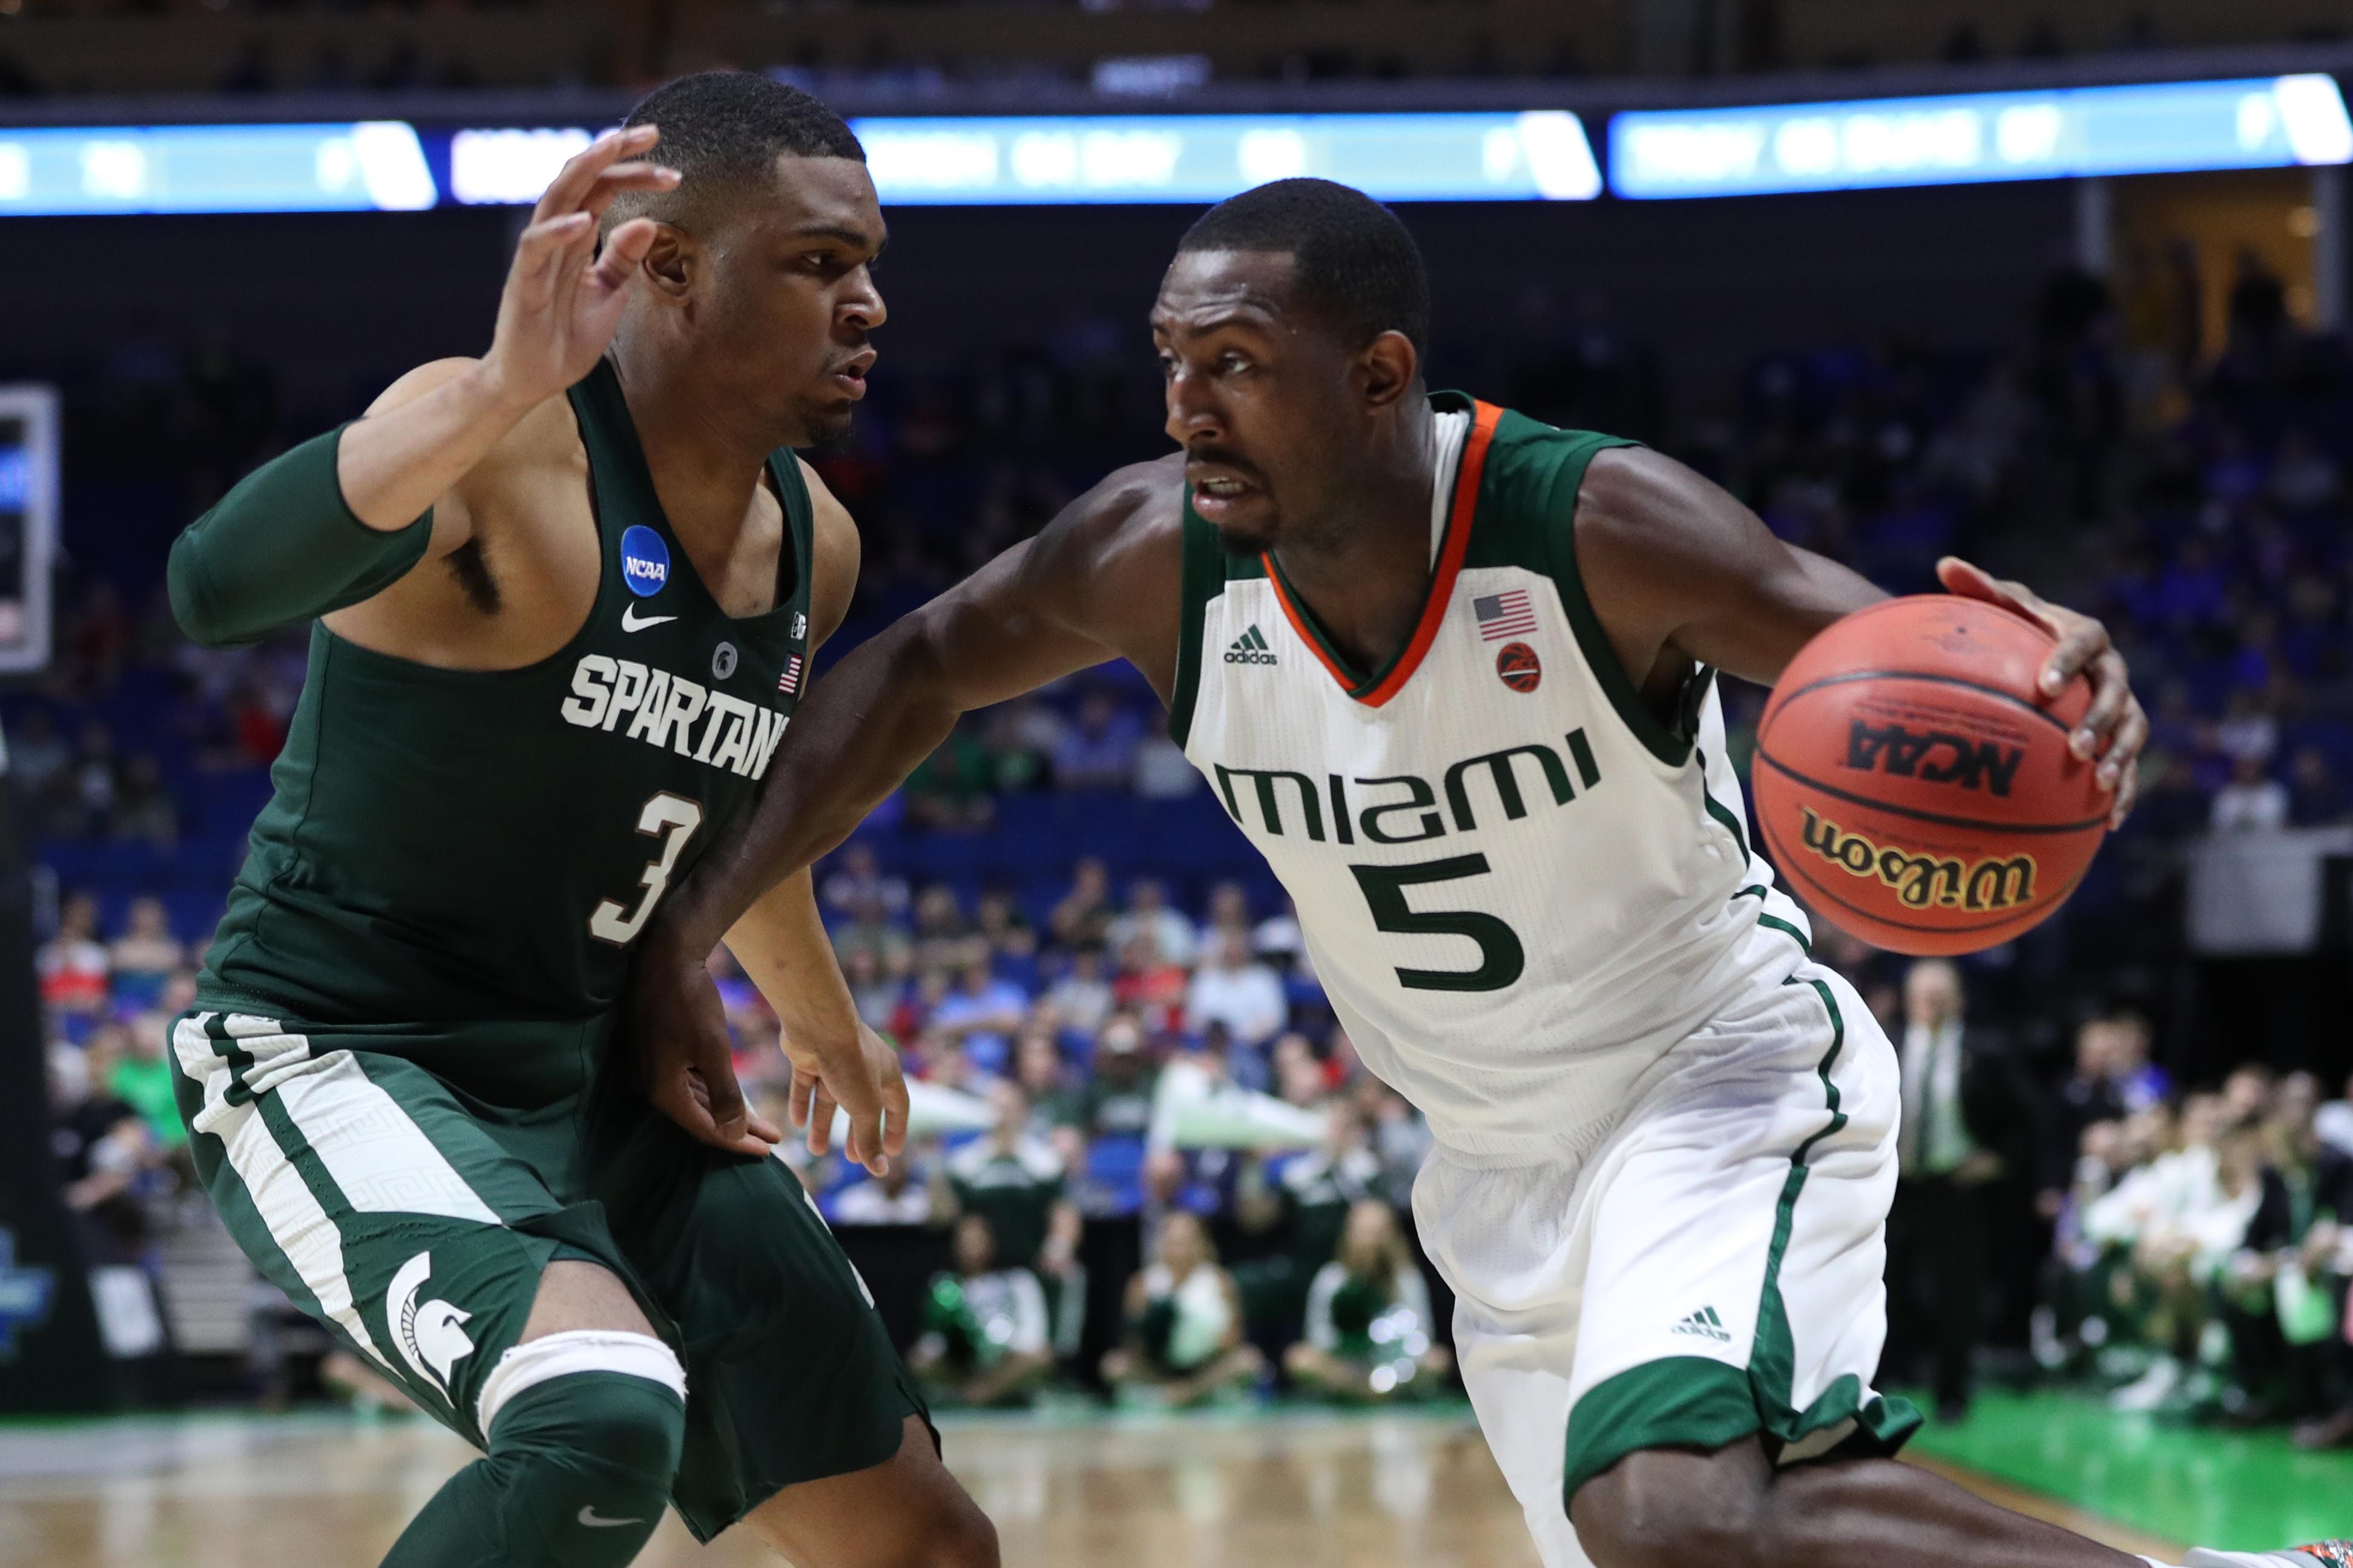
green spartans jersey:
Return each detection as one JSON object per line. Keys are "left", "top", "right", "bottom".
{"left": 1168, "top": 393, "right": 1814, "bottom": 1162}
{"left": 196, "top": 358, "right": 815, "bottom": 1034}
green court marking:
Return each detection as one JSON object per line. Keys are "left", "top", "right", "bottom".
{"left": 1908, "top": 1388, "right": 2353, "bottom": 1550}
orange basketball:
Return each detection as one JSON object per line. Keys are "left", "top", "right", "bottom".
{"left": 1750, "top": 595, "right": 2108, "bottom": 956}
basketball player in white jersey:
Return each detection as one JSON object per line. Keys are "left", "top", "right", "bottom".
{"left": 625, "top": 179, "right": 2337, "bottom": 1568}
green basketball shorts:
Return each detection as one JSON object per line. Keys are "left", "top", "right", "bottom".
{"left": 168, "top": 1004, "right": 931, "bottom": 1543}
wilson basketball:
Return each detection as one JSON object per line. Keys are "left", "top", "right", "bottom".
{"left": 1751, "top": 595, "right": 2108, "bottom": 956}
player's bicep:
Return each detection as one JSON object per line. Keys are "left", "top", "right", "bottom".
{"left": 902, "top": 462, "right": 1181, "bottom": 709}
{"left": 1576, "top": 447, "right": 1882, "bottom": 688}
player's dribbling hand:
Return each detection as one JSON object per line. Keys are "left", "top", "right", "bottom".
{"left": 1937, "top": 556, "right": 2148, "bottom": 829}
{"left": 628, "top": 940, "right": 785, "bottom": 1160}
{"left": 475, "top": 125, "right": 680, "bottom": 413}
{"left": 783, "top": 1021, "right": 910, "bottom": 1179}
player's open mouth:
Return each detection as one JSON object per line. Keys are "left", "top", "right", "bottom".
{"left": 828, "top": 352, "right": 875, "bottom": 399}
{"left": 1189, "top": 471, "right": 1258, "bottom": 517}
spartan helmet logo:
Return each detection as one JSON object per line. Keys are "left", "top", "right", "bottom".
{"left": 387, "top": 1250, "right": 474, "bottom": 1402}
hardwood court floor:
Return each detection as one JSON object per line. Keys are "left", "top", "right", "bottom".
{"left": 0, "top": 1404, "right": 2185, "bottom": 1568}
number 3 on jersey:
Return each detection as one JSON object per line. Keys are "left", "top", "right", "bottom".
{"left": 590, "top": 793, "right": 704, "bottom": 945}
{"left": 1352, "top": 855, "right": 1525, "bottom": 992}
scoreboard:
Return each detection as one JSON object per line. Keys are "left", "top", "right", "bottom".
{"left": 0, "top": 387, "right": 55, "bottom": 676}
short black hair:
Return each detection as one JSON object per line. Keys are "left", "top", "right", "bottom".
{"left": 1176, "top": 178, "right": 1431, "bottom": 358}
{"left": 608, "top": 70, "right": 863, "bottom": 235}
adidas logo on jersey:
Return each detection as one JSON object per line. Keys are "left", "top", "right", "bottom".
{"left": 1225, "top": 625, "right": 1277, "bottom": 665}
{"left": 1670, "top": 1305, "right": 1731, "bottom": 1342}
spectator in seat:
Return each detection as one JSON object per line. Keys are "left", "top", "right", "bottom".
{"left": 1107, "top": 877, "right": 1197, "bottom": 969}
{"left": 1050, "top": 688, "right": 1140, "bottom": 790}
{"left": 2210, "top": 753, "right": 2288, "bottom": 832}
{"left": 903, "top": 716, "right": 996, "bottom": 832}
{"left": 841, "top": 947, "right": 901, "bottom": 1032}
{"left": 37, "top": 892, "right": 111, "bottom": 1019}
{"left": 930, "top": 960, "right": 1029, "bottom": 1076}
{"left": 1081, "top": 1014, "right": 1159, "bottom": 1141}
{"left": 2223, "top": 1075, "right": 2353, "bottom": 1432}
{"left": 829, "top": 1142, "right": 941, "bottom": 1227}
{"left": 940, "top": 1081, "right": 1074, "bottom": 1283}
{"left": 1111, "top": 933, "right": 1188, "bottom": 1031}
{"left": 1185, "top": 930, "right": 1288, "bottom": 1049}
{"left": 1046, "top": 945, "right": 1114, "bottom": 1035}
{"left": 820, "top": 841, "right": 908, "bottom": 920}
{"left": 910, "top": 882, "right": 983, "bottom": 974}
{"left": 831, "top": 888, "right": 912, "bottom": 978}
{"left": 1013, "top": 1029, "right": 1087, "bottom": 1137}
{"left": 107, "top": 897, "right": 185, "bottom": 1010}
{"left": 2038, "top": 1012, "right": 2170, "bottom": 1219}
{"left": 1286, "top": 1199, "right": 1452, "bottom": 1401}
{"left": 910, "top": 1214, "right": 1053, "bottom": 1408}
{"left": 1883, "top": 958, "right": 2030, "bottom": 1421}
{"left": 49, "top": 1039, "right": 162, "bottom": 1263}
{"left": 1102, "top": 1210, "right": 1263, "bottom": 1405}
{"left": 1050, "top": 857, "right": 1114, "bottom": 948}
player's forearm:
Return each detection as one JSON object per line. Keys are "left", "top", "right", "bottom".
{"left": 724, "top": 869, "right": 861, "bottom": 1044}
{"left": 657, "top": 615, "right": 966, "bottom": 957}
{"left": 336, "top": 360, "right": 537, "bottom": 533}
{"left": 165, "top": 366, "right": 535, "bottom": 649}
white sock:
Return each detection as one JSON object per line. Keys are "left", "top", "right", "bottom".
{"left": 2141, "top": 1557, "right": 2180, "bottom": 1568}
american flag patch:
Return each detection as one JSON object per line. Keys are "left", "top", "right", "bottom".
{"left": 777, "top": 655, "right": 805, "bottom": 695}
{"left": 1473, "top": 589, "right": 1538, "bottom": 640}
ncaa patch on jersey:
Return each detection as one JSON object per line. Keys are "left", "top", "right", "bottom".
{"left": 1496, "top": 641, "right": 1541, "bottom": 693}
{"left": 619, "top": 526, "right": 670, "bottom": 599}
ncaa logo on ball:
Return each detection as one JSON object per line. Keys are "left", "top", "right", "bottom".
{"left": 1495, "top": 642, "right": 1541, "bottom": 693}
{"left": 619, "top": 526, "right": 670, "bottom": 598}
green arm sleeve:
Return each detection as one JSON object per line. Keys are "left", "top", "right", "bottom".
{"left": 166, "top": 424, "right": 435, "bottom": 649}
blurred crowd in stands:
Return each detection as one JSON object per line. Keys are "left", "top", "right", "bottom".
{"left": 19, "top": 243, "right": 2353, "bottom": 1422}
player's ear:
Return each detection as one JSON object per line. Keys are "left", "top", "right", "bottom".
{"left": 1359, "top": 330, "right": 1419, "bottom": 410}
{"left": 639, "top": 224, "right": 694, "bottom": 300}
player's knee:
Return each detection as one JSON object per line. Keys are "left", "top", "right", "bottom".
{"left": 905, "top": 1497, "right": 999, "bottom": 1568}
{"left": 478, "top": 1331, "right": 690, "bottom": 1566}
{"left": 1572, "top": 1446, "right": 1769, "bottom": 1568}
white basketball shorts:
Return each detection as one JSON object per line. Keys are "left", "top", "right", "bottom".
{"left": 1412, "top": 958, "right": 1919, "bottom": 1568}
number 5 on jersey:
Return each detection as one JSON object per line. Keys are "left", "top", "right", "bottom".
{"left": 1352, "top": 855, "right": 1525, "bottom": 992}
{"left": 590, "top": 792, "right": 704, "bottom": 944}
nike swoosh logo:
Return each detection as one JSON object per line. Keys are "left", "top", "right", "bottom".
{"left": 620, "top": 606, "right": 676, "bottom": 633}
{"left": 578, "top": 1507, "right": 643, "bottom": 1529}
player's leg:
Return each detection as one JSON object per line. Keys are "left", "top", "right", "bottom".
{"left": 380, "top": 1260, "right": 689, "bottom": 1568}
{"left": 1571, "top": 1437, "right": 2144, "bottom": 1568}
{"left": 1548, "top": 968, "right": 2156, "bottom": 1568}
{"left": 599, "top": 1118, "right": 995, "bottom": 1565}
{"left": 742, "top": 1415, "right": 998, "bottom": 1568}
{"left": 171, "top": 1015, "right": 688, "bottom": 1567}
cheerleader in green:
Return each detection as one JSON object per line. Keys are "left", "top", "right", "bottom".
{"left": 1286, "top": 1201, "right": 1455, "bottom": 1401}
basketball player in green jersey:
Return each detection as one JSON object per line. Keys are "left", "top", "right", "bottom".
{"left": 164, "top": 74, "right": 990, "bottom": 1568}
{"left": 632, "top": 179, "right": 2335, "bottom": 1568}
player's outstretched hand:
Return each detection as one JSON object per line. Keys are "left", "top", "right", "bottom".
{"left": 1937, "top": 556, "right": 2146, "bottom": 828}
{"left": 476, "top": 125, "right": 679, "bottom": 412}
{"left": 625, "top": 939, "right": 783, "bottom": 1160}
{"left": 783, "top": 1020, "right": 910, "bottom": 1179}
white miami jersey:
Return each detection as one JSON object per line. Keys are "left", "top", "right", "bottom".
{"left": 1168, "top": 395, "right": 1815, "bottom": 1159}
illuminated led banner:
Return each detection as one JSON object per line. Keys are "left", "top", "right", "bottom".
{"left": 851, "top": 111, "right": 1599, "bottom": 203}
{"left": 1611, "top": 74, "right": 2353, "bottom": 199}
{"left": 449, "top": 112, "right": 1600, "bottom": 207}
{"left": 0, "top": 122, "right": 435, "bottom": 215}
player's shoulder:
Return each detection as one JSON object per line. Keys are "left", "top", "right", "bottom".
{"left": 1038, "top": 453, "right": 1186, "bottom": 569}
